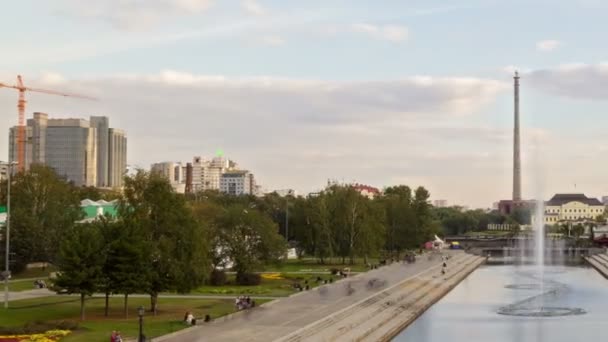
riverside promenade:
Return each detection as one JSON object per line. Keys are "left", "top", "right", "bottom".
{"left": 156, "top": 251, "right": 484, "bottom": 342}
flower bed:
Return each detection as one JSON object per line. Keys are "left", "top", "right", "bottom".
{"left": 261, "top": 273, "right": 283, "bottom": 280}
{"left": 0, "top": 330, "right": 70, "bottom": 342}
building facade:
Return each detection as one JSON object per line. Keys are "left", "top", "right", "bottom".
{"left": 220, "top": 170, "right": 255, "bottom": 196}
{"left": 108, "top": 128, "right": 127, "bottom": 188}
{"left": 542, "top": 194, "right": 605, "bottom": 224}
{"left": 0, "top": 164, "right": 7, "bottom": 182}
{"left": 152, "top": 154, "right": 259, "bottom": 195}
{"left": 45, "top": 118, "right": 98, "bottom": 186}
{"left": 8, "top": 112, "right": 127, "bottom": 188}
{"left": 90, "top": 116, "right": 109, "bottom": 187}
{"left": 352, "top": 184, "right": 380, "bottom": 199}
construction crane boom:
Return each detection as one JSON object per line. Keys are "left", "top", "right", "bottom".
{"left": 0, "top": 75, "right": 97, "bottom": 172}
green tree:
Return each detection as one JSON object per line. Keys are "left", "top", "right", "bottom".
{"left": 382, "top": 186, "right": 415, "bottom": 256}
{"left": 55, "top": 223, "right": 105, "bottom": 320}
{"left": 215, "top": 204, "right": 286, "bottom": 279}
{"left": 120, "top": 171, "right": 210, "bottom": 315}
{"left": 9, "top": 165, "right": 82, "bottom": 271}
{"left": 103, "top": 221, "right": 148, "bottom": 318}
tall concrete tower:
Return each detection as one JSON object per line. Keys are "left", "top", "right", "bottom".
{"left": 513, "top": 71, "right": 522, "bottom": 201}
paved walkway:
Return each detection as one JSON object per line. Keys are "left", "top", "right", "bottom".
{"left": 156, "top": 251, "right": 462, "bottom": 342}
{"left": 4, "top": 288, "right": 54, "bottom": 302}
{"left": 4, "top": 290, "right": 282, "bottom": 302}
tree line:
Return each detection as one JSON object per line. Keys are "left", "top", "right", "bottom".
{"left": 1, "top": 165, "right": 447, "bottom": 319}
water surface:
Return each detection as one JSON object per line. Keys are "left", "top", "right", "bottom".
{"left": 394, "top": 265, "right": 608, "bottom": 342}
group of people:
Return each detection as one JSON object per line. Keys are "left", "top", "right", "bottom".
{"left": 110, "top": 331, "right": 123, "bottom": 342}
{"left": 235, "top": 296, "right": 255, "bottom": 310}
{"left": 183, "top": 312, "right": 211, "bottom": 325}
{"left": 33, "top": 279, "right": 47, "bottom": 289}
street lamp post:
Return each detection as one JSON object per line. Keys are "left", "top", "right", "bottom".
{"left": 137, "top": 305, "right": 145, "bottom": 342}
{"left": 285, "top": 197, "right": 289, "bottom": 242}
{"left": 3, "top": 161, "right": 16, "bottom": 309}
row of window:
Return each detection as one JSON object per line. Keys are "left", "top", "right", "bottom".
{"left": 546, "top": 215, "right": 598, "bottom": 222}
{"left": 546, "top": 208, "right": 603, "bottom": 214}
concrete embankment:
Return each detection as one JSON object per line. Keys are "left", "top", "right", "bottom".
{"left": 155, "top": 251, "right": 471, "bottom": 342}
{"left": 274, "top": 253, "right": 485, "bottom": 342}
{"left": 585, "top": 252, "right": 608, "bottom": 279}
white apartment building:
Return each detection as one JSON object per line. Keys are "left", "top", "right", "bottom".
{"left": 151, "top": 155, "right": 258, "bottom": 195}
{"left": 542, "top": 194, "right": 605, "bottom": 224}
{"left": 151, "top": 161, "right": 185, "bottom": 193}
{"left": 220, "top": 170, "right": 256, "bottom": 196}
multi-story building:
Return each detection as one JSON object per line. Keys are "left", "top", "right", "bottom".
{"left": 45, "top": 118, "right": 98, "bottom": 186}
{"left": 108, "top": 128, "right": 127, "bottom": 188}
{"left": 8, "top": 112, "right": 127, "bottom": 188}
{"left": 0, "top": 163, "right": 7, "bottom": 182}
{"left": 220, "top": 170, "right": 256, "bottom": 196}
{"left": 90, "top": 116, "right": 109, "bottom": 187}
{"left": 151, "top": 161, "right": 185, "bottom": 192}
{"left": 433, "top": 200, "right": 448, "bottom": 208}
{"left": 152, "top": 154, "right": 259, "bottom": 195}
{"left": 541, "top": 194, "right": 605, "bottom": 224}
{"left": 352, "top": 183, "right": 380, "bottom": 199}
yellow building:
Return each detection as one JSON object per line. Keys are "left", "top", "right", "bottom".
{"left": 543, "top": 194, "right": 605, "bottom": 224}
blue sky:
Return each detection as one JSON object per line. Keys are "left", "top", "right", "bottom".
{"left": 1, "top": 0, "right": 608, "bottom": 207}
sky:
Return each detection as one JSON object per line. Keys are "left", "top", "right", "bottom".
{"left": 1, "top": 0, "right": 608, "bottom": 208}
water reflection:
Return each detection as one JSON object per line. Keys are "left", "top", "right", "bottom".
{"left": 394, "top": 265, "right": 608, "bottom": 342}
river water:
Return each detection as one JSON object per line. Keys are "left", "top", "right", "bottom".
{"left": 394, "top": 265, "right": 608, "bottom": 342}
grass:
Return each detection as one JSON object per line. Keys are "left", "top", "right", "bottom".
{"left": 264, "top": 258, "right": 376, "bottom": 273}
{"left": 12, "top": 265, "right": 58, "bottom": 280}
{"left": 0, "top": 295, "right": 242, "bottom": 342}
{"left": 7, "top": 279, "right": 41, "bottom": 292}
{"left": 190, "top": 272, "right": 331, "bottom": 297}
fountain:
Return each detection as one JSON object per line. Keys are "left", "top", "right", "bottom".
{"left": 498, "top": 199, "right": 586, "bottom": 317}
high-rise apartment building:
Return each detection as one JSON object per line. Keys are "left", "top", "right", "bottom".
{"left": 8, "top": 112, "right": 127, "bottom": 188}
{"left": 90, "top": 116, "right": 109, "bottom": 187}
{"left": 108, "top": 128, "right": 127, "bottom": 188}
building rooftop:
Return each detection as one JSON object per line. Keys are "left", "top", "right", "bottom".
{"left": 546, "top": 194, "right": 603, "bottom": 206}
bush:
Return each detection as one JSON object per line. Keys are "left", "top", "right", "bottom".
{"left": 236, "top": 272, "right": 261, "bottom": 286}
{"left": 330, "top": 268, "right": 339, "bottom": 275}
{"left": 209, "top": 269, "right": 227, "bottom": 286}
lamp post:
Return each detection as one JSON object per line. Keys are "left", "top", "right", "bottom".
{"left": 137, "top": 305, "right": 145, "bottom": 342}
{"left": 2, "top": 161, "right": 16, "bottom": 309}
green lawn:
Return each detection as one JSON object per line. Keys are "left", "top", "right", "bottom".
{"left": 264, "top": 258, "right": 375, "bottom": 273}
{"left": 190, "top": 272, "right": 331, "bottom": 297}
{"left": 8, "top": 279, "right": 41, "bottom": 292}
{"left": 12, "top": 265, "right": 58, "bottom": 280}
{"left": 0, "top": 296, "right": 240, "bottom": 342}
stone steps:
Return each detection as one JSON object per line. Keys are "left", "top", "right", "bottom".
{"left": 354, "top": 255, "right": 483, "bottom": 342}
{"left": 274, "top": 253, "right": 480, "bottom": 342}
{"left": 585, "top": 255, "right": 608, "bottom": 279}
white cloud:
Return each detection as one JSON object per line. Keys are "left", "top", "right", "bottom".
{"left": 526, "top": 62, "right": 608, "bottom": 99}
{"left": 242, "top": 0, "right": 265, "bottom": 15}
{"left": 0, "top": 71, "right": 507, "bottom": 207}
{"left": 536, "top": 39, "right": 561, "bottom": 52}
{"left": 260, "top": 35, "right": 285, "bottom": 46}
{"left": 59, "top": 0, "right": 214, "bottom": 29}
{"left": 352, "top": 24, "right": 409, "bottom": 42}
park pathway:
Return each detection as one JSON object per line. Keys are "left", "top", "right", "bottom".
{"left": 155, "top": 251, "right": 469, "bottom": 342}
